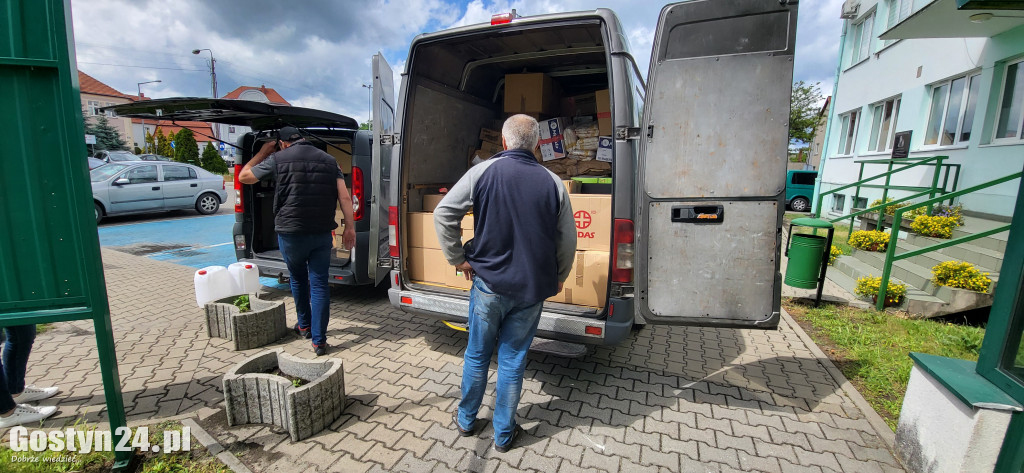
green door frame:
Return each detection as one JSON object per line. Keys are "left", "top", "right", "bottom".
{"left": 2, "top": 0, "right": 132, "bottom": 469}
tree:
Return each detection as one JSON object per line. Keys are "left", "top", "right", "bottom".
{"left": 92, "top": 115, "right": 129, "bottom": 151}
{"left": 156, "top": 129, "right": 174, "bottom": 158}
{"left": 173, "top": 128, "right": 199, "bottom": 165}
{"left": 790, "top": 81, "right": 825, "bottom": 148}
{"left": 144, "top": 130, "right": 155, "bottom": 154}
{"left": 359, "top": 122, "right": 371, "bottom": 130}
{"left": 200, "top": 142, "right": 228, "bottom": 174}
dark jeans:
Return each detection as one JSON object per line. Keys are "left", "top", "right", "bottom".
{"left": 457, "top": 277, "right": 543, "bottom": 447}
{"left": 277, "top": 232, "right": 333, "bottom": 347}
{"left": 0, "top": 325, "right": 37, "bottom": 413}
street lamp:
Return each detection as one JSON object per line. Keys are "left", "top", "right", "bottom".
{"left": 137, "top": 80, "right": 161, "bottom": 153}
{"left": 361, "top": 83, "right": 372, "bottom": 127}
{"left": 192, "top": 48, "right": 218, "bottom": 99}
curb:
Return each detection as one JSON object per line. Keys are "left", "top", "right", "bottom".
{"left": 780, "top": 308, "right": 898, "bottom": 451}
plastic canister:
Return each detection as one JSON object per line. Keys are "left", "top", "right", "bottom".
{"left": 194, "top": 266, "right": 233, "bottom": 307}
{"left": 228, "top": 262, "right": 260, "bottom": 295}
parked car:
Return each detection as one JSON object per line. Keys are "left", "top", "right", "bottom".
{"left": 138, "top": 153, "right": 172, "bottom": 161}
{"left": 87, "top": 157, "right": 106, "bottom": 169}
{"left": 786, "top": 170, "right": 817, "bottom": 212}
{"left": 94, "top": 150, "right": 140, "bottom": 163}
{"left": 108, "top": 98, "right": 388, "bottom": 287}
{"left": 383, "top": 1, "right": 798, "bottom": 347}
{"left": 90, "top": 161, "right": 227, "bottom": 223}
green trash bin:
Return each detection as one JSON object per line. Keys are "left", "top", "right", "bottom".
{"left": 784, "top": 217, "right": 835, "bottom": 306}
{"left": 785, "top": 234, "right": 828, "bottom": 289}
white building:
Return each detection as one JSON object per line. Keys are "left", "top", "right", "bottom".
{"left": 817, "top": 0, "right": 1024, "bottom": 218}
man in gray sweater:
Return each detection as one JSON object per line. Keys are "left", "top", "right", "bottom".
{"left": 433, "top": 114, "right": 576, "bottom": 452}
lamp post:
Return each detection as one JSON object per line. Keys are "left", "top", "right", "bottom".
{"left": 192, "top": 48, "right": 218, "bottom": 139}
{"left": 361, "top": 83, "right": 372, "bottom": 128}
{"left": 137, "top": 80, "right": 161, "bottom": 153}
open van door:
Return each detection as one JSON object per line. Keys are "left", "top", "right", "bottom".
{"left": 635, "top": 0, "right": 797, "bottom": 328}
{"left": 369, "top": 53, "right": 396, "bottom": 285}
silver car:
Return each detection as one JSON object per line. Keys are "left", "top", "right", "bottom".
{"left": 91, "top": 162, "right": 227, "bottom": 223}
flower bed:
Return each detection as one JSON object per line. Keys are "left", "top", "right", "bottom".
{"left": 855, "top": 275, "right": 907, "bottom": 306}
{"left": 910, "top": 215, "right": 959, "bottom": 239}
{"left": 932, "top": 261, "right": 992, "bottom": 293}
{"left": 849, "top": 230, "right": 891, "bottom": 252}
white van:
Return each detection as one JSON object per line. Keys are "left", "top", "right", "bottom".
{"left": 377, "top": 1, "right": 798, "bottom": 349}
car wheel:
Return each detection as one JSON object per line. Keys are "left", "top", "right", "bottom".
{"left": 196, "top": 194, "right": 220, "bottom": 215}
{"left": 94, "top": 202, "right": 103, "bottom": 224}
{"left": 790, "top": 197, "right": 810, "bottom": 212}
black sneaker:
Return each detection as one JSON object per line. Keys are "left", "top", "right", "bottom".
{"left": 294, "top": 325, "right": 311, "bottom": 339}
{"left": 494, "top": 424, "right": 524, "bottom": 453}
{"left": 313, "top": 344, "right": 328, "bottom": 356}
{"left": 453, "top": 413, "right": 476, "bottom": 437}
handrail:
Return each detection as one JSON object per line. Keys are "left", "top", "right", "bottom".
{"left": 828, "top": 188, "right": 935, "bottom": 224}
{"left": 814, "top": 155, "right": 948, "bottom": 216}
{"left": 875, "top": 171, "right": 1023, "bottom": 309}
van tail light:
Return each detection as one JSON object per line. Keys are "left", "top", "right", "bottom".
{"left": 491, "top": 9, "right": 519, "bottom": 25}
{"left": 233, "top": 165, "right": 243, "bottom": 213}
{"left": 352, "top": 166, "right": 364, "bottom": 221}
{"left": 389, "top": 206, "right": 399, "bottom": 257}
{"left": 612, "top": 219, "right": 634, "bottom": 283}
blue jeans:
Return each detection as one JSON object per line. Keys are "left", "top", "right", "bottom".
{"left": 457, "top": 277, "right": 542, "bottom": 447}
{"left": 277, "top": 232, "right": 333, "bottom": 347}
{"left": 0, "top": 325, "right": 37, "bottom": 413}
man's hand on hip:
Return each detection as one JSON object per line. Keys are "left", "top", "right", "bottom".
{"left": 456, "top": 261, "right": 474, "bottom": 280}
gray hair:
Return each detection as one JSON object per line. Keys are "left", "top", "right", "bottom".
{"left": 501, "top": 114, "right": 540, "bottom": 151}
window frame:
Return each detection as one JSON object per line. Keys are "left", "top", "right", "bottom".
{"left": 837, "top": 109, "right": 861, "bottom": 156}
{"left": 993, "top": 57, "right": 1024, "bottom": 144}
{"left": 848, "top": 11, "right": 876, "bottom": 67}
{"left": 924, "top": 72, "right": 982, "bottom": 148}
{"left": 104, "top": 102, "right": 117, "bottom": 117}
{"left": 87, "top": 100, "right": 101, "bottom": 116}
{"left": 831, "top": 193, "right": 847, "bottom": 213}
{"left": 161, "top": 165, "right": 196, "bottom": 182}
{"left": 868, "top": 96, "right": 901, "bottom": 153}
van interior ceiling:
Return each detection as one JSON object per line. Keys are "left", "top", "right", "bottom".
{"left": 402, "top": 20, "right": 614, "bottom": 315}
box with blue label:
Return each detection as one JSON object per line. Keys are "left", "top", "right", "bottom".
{"left": 596, "top": 136, "right": 613, "bottom": 163}
{"left": 539, "top": 117, "right": 570, "bottom": 161}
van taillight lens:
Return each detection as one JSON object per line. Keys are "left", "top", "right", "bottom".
{"left": 612, "top": 219, "right": 634, "bottom": 283}
{"left": 389, "top": 206, "right": 399, "bottom": 257}
{"left": 233, "top": 165, "right": 243, "bottom": 213}
{"left": 352, "top": 166, "right": 364, "bottom": 221}
{"left": 491, "top": 12, "right": 514, "bottom": 24}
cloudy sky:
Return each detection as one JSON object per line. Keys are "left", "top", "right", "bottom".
{"left": 72, "top": 0, "right": 843, "bottom": 123}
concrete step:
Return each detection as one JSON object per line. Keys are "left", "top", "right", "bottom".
{"left": 906, "top": 234, "right": 1006, "bottom": 271}
{"left": 850, "top": 249, "right": 935, "bottom": 291}
{"left": 953, "top": 216, "right": 1010, "bottom": 252}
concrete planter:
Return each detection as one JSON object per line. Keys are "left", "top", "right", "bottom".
{"left": 858, "top": 211, "right": 914, "bottom": 232}
{"left": 205, "top": 296, "right": 287, "bottom": 351}
{"left": 223, "top": 349, "right": 346, "bottom": 441}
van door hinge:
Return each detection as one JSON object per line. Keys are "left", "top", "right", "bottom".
{"left": 381, "top": 134, "right": 400, "bottom": 145}
{"left": 614, "top": 126, "right": 642, "bottom": 141}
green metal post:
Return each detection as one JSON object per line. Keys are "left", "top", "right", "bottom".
{"left": 876, "top": 208, "right": 904, "bottom": 310}
{"left": 880, "top": 160, "right": 893, "bottom": 233}
{"left": 852, "top": 163, "right": 865, "bottom": 233}
{"left": 928, "top": 157, "right": 944, "bottom": 216}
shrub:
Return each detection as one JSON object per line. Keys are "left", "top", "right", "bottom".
{"left": 848, "top": 230, "right": 890, "bottom": 252}
{"left": 869, "top": 197, "right": 908, "bottom": 215}
{"left": 910, "top": 215, "right": 958, "bottom": 239}
{"left": 828, "top": 245, "right": 844, "bottom": 265}
{"left": 932, "top": 261, "right": 992, "bottom": 293}
{"left": 855, "top": 275, "right": 907, "bottom": 305}
{"left": 933, "top": 203, "right": 965, "bottom": 226}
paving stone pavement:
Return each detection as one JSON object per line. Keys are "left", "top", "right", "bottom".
{"left": 16, "top": 248, "right": 905, "bottom": 472}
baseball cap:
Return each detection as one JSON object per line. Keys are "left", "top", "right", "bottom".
{"left": 277, "top": 126, "right": 302, "bottom": 142}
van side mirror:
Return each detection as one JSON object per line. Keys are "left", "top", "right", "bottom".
{"left": 114, "top": 178, "right": 130, "bottom": 186}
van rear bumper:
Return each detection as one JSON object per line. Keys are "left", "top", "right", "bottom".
{"left": 388, "top": 281, "right": 634, "bottom": 346}
{"left": 241, "top": 257, "right": 364, "bottom": 286}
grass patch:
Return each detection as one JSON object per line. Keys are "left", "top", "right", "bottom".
{"left": 784, "top": 299, "right": 985, "bottom": 431}
{"left": 0, "top": 420, "right": 230, "bottom": 473}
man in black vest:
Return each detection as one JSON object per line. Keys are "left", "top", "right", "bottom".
{"left": 239, "top": 127, "right": 355, "bottom": 356}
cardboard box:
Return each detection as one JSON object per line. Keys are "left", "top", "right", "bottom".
{"left": 407, "top": 247, "right": 449, "bottom": 285}
{"left": 596, "top": 136, "right": 613, "bottom": 163}
{"left": 327, "top": 143, "right": 353, "bottom": 171}
{"left": 504, "top": 73, "right": 557, "bottom": 114}
{"left": 480, "top": 140, "right": 504, "bottom": 156}
{"left": 480, "top": 128, "right": 501, "bottom": 143}
{"left": 446, "top": 266, "right": 473, "bottom": 290}
{"left": 569, "top": 194, "right": 611, "bottom": 251}
{"left": 562, "top": 180, "right": 581, "bottom": 194}
{"left": 547, "top": 250, "right": 609, "bottom": 307}
{"left": 595, "top": 89, "right": 611, "bottom": 136}
{"left": 539, "top": 117, "right": 570, "bottom": 162}
{"left": 407, "top": 212, "right": 472, "bottom": 249}
{"left": 423, "top": 194, "right": 444, "bottom": 212}
{"left": 561, "top": 92, "right": 597, "bottom": 117}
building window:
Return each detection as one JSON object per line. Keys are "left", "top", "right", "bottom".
{"left": 838, "top": 110, "right": 860, "bottom": 155}
{"left": 832, "top": 194, "right": 847, "bottom": 213}
{"left": 228, "top": 126, "right": 236, "bottom": 133}
{"left": 854, "top": 197, "right": 868, "bottom": 209}
{"left": 995, "top": 59, "right": 1024, "bottom": 141}
{"left": 925, "top": 73, "right": 981, "bottom": 146}
{"left": 104, "top": 102, "right": 117, "bottom": 117}
{"left": 87, "top": 100, "right": 101, "bottom": 116}
{"left": 849, "top": 13, "right": 875, "bottom": 66}
{"left": 882, "top": 0, "right": 912, "bottom": 47}
{"left": 868, "top": 97, "right": 901, "bottom": 152}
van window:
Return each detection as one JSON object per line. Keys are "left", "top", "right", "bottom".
{"left": 790, "top": 172, "right": 816, "bottom": 186}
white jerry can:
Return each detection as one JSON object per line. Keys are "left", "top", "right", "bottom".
{"left": 228, "top": 262, "right": 260, "bottom": 295}
{"left": 194, "top": 266, "right": 233, "bottom": 307}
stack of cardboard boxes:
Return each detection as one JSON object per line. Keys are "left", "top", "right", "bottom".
{"left": 327, "top": 143, "right": 353, "bottom": 259}
{"left": 545, "top": 183, "right": 611, "bottom": 308}
{"left": 406, "top": 195, "right": 474, "bottom": 290}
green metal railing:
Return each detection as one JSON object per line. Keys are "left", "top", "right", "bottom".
{"left": 814, "top": 156, "right": 961, "bottom": 234}
{"left": 875, "top": 172, "right": 1023, "bottom": 310}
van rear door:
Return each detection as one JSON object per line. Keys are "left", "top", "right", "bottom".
{"left": 636, "top": 0, "right": 797, "bottom": 328}
{"left": 369, "top": 53, "right": 396, "bottom": 285}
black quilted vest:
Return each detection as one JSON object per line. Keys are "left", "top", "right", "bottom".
{"left": 272, "top": 141, "right": 339, "bottom": 234}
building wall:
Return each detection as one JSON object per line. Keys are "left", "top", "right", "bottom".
{"left": 81, "top": 93, "right": 136, "bottom": 149}
{"left": 819, "top": 3, "right": 1024, "bottom": 218}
